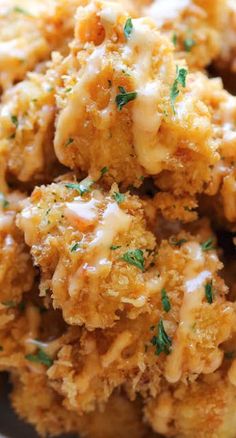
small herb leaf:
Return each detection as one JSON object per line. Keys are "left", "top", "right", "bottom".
{"left": 184, "top": 37, "right": 196, "bottom": 52}
{"left": 115, "top": 86, "right": 137, "bottom": 111}
{"left": 70, "top": 242, "right": 80, "bottom": 252}
{"left": 110, "top": 245, "right": 121, "bottom": 250}
{"left": 113, "top": 192, "right": 125, "bottom": 204}
{"left": 122, "top": 249, "right": 145, "bottom": 271}
{"left": 124, "top": 18, "right": 133, "bottom": 39}
{"left": 65, "top": 178, "right": 94, "bottom": 196}
{"left": 170, "top": 67, "right": 187, "bottom": 114}
{"left": 151, "top": 320, "right": 172, "bottom": 355}
{"left": 169, "top": 238, "right": 187, "bottom": 247}
{"left": 25, "top": 349, "right": 53, "bottom": 367}
{"left": 11, "top": 115, "right": 18, "bottom": 128}
{"left": 101, "top": 166, "right": 109, "bottom": 176}
{"left": 201, "top": 238, "right": 214, "bottom": 252}
{"left": 161, "top": 288, "right": 171, "bottom": 312}
{"left": 205, "top": 281, "right": 213, "bottom": 304}
{"left": 0, "top": 193, "right": 9, "bottom": 209}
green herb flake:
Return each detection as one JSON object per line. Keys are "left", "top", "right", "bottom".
{"left": 184, "top": 37, "right": 196, "bottom": 52}
{"left": 124, "top": 17, "right": 133, "bottom": 39}
{"left": 65, "top": 178, "right": 94, "bottom": 196}
{"left": 113, "top": 192, "right": 125, "bottom": 204}
{"left": 225, "top": 351, "right": 235, "bottom": 360}
{"left": 65, "top": 137, "right": 74, "bottom": 147}
{"left": 110, "top": 245, "right": 121, "bottom": 250}
{"left": 13, "top": 6, "right": 30, "bottom": 15}
{"left": 0, "top": 192, "right": 9, "bottom": 209}
{"left": 115, "top": 86, "right": 137, "bottom": 111}
{"left": 2, "top": 300, "right": 16, "bottom": 308}
{"left": 172, "top": 32, "right": 178, "bottom": 46}
{"left": 151, "top": 319, "right": 172, "bottom": 355}
{"left": 11, "top": 115, "right": 18, "bottom": 128}
{"left": 65, "top": 87, "right": 72, "bottom": 93}
{"left": 205, "top": 281, "right": 213, "bottom": 304}
{"left": 170, "top": 238, "right": 187, "bottom": 247}
{"left": 170, "top": 66, "right": 188, "bottom": 114}
{"left": 161, "top": 288, "right": 171, "bottom": 313}
{"left": 122, "top": 249, "right": 145, "bottom": 271}
{"left": 101, "top": 166, "right": 109, "bottom": 176}
{"left": 25, "top": 349, "right": 53, "bottom": 367}
{"left": 201, "top": 238, "right": 214, "bottom": 252}
{"left": 70, "top": 242, "right": 80, "bottom": 252}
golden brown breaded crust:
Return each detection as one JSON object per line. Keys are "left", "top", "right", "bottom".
{"left": 145, "top": 372, "right": 236, "bottom": 438}
{"left": 53, "top": 0, "right": 217, "bottom": 190}
{"left": 0, "top": 191, "right": 34, "bottom": 305}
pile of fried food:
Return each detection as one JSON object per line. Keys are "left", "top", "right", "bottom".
{"left": 0, "top": 0, "right": 236, "bottom": 437}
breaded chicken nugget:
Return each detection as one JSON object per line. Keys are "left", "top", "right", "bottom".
{"left": 0, "top": 0, "right": 81, "bottom": 90}
{"left": 142, "top": 0, "right": 223, "bottom": 70}
{"left": 54, "top": 0, "right": 217, "bottom": 189}
{"left": 145, "top": 371, "right": 236, "bottom": 438}
{"left": 0, "top": 191, "right": 34, "bottom": 306}
{"left": 0, "top": 58, "right": 62, "bottom": 186}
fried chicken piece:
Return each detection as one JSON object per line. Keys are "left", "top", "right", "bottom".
{"left": 17, "top": 178, "right": 156, "bottom": 328}
{"left": 145, "top": 371, "right": 236, "bottom": 438}
{"left": 53, "top": 0, "right": 217, "bottom": 190}
{"left": 0, "top": 191, "right": 34, "bottom": 306}
{"left": 0, "top": 0, "right": 81, "bottom": 91}
{"left": 217, "top": 0, "right": 236, "bottom": 72}
{"left": 0, "top": 57, "right": 62, "bottom": 186}
{"left": 156, "top": 72, "right": 236, "bottom": 228}
{"left": 142, "top": 0, "right": 223, "bottom": 70}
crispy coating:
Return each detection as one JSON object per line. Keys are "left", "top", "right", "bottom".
{"left": 0, "top": 57, "right": 63, "bottom": 187}
{"left": 145, "top": 371, "right": 236, "bottom": 438}
{"left": 0, "top": 0, "right": 81, "bottom": 91}
{"left": 142, "top": 0, "right": 224, "bottom": 70}
{"left": 53, "top": 0, "right": 217, "bottom": 190}
{"left": 0, "top": 191, "right": 34, "bottom": 306}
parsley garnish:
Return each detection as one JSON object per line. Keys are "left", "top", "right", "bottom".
{"left": 25, "top": 349, "right": 53, "bottom": 367}
{"left": 65, "top": 137, "right": 74, "bottom": 147}
{"left": 65, "top": 178, "right": 94, "bottom": 196}
{"left": 0, "top": 193, "right": 9, "bottom": 209}
{"left": 113, "top": 192, "right": 125, "bottom": 204}
{"left": 184, "top": 37, "right": 196, "bottom": 52}
{"left": 170, "top": 66, "right": 187, "bottom": 114}
{"left": 172, "top": 33, "right": 177, "bottom": 46}
{"left": 169, "top": 238, "right": 187, "bottom": 247}
{"left": 225, "top": 351, "right": 235, "bottom": 360}
{"left": 65, "top": 87, "right": 72, "bottom": 93}
{"left": 101, "top": 166, "right": 109, "bottom": 176}
{"left": 115, "top": 86, "right": 137, "bottom": 111}
{"left": 124, "top": 18, "right": 133, "bottom": 39}
{"left": 161, "top": 288, "right": 171, "bottom": 312}
{"left": 13, "top": 6, "right": 29, "bottom": 15}
{"left": 11, "top": 115, "right": 18, "bottom": 128}
{"left": 70, "top": 242, "right": 80, "bottom": 252}
{"left": 201, "top": 238, "right": 214, "bottom": 252}
{"left": 110, "top": 245, "right": 121, "bottom": 250}
{"left": 205, "top": 281, "right": 213, "bottom": 304}
{"left": 122, "top": 249, "right": 145, "bottom": 271}
{"left": 151, "top": 320, "right": 172, "bottom": 355}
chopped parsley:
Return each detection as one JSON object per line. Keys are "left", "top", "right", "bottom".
{"left": 225, "top": 351, "right": 236, "bottom": 360}
{"left": 65, "top": 137, "right": 74, "bottom": 147}
{"left": 113, "top": 192, "right": 125, "bottom": 204}
{"left": 70, "top": 242, "right": 80, "bottom": 252}
{"left": 124, "top": 18, "right": 133, "bottom": 39}
{"left": 170, "top": 66, "right": 188, "bottom": 114}
{"left": 11, "top": 115, "right": 18, "bottom": 128}
{"left": 110, "top": 245, "right": 121, "bottom": 250}
{"left": 151, "top": 319, "right": 172, "bottom": 355}
{"left": 25, "top": 349, "right": 53, "bottom": 367}
{"left": 13, "top": 6, "right": 29, "bottom": 15}
{"left": 0, "top": 192, "right": 9, "bottom": 209}
{"left": 184, "top": 37, "right": 196, "bottom": 52}
{"left": 161, "top": 288, "right": 171, "bottom": 312}
{"left": 65, "top": 178, "right": 94, "bottom": 196}
{"left": 201, "top": 238, "right": 214, "bottom": 252}
{"left": 205, "top": 281, "right": 213, "bottom": 304}
{"left": 65, "top": 87, "right": 72, "bottom": 93}
{"left": 101, "top": 166, "right": 109, "bottom": 176}
{"left": 121, "top": 249, "right": 145, "bottom": 271}
{"left": 169, "top": 238, "right": 187, "bottom": 247}
{"left": 115, "top": 86, "right": 137, "bottom": 111}
{"left": 172, "top": 32, "right": 178, "bottom": 46}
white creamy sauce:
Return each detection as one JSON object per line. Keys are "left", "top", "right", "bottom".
{"left": 65, "top": 198, "right": 99, "bottom": 226}
{"left": 144, "top": 0, "right": 190, "bottom": 27}
{"left": 165, "top": 242, "right": 211, "bottom": 383}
